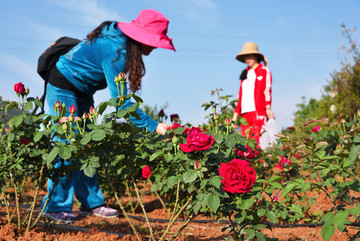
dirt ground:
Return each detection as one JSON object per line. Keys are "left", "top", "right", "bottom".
{"left": 1, "top": 183, "right": 359, "bottom": 241}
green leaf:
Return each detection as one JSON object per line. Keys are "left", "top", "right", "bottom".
{"left": 97, "top": 102, "right": 108, "bottom": 115}
{"left": 350, "top": 204, "right": 360, "bottom": 215}
{"left": 92, "top": 129, "right": 106, "bottom": 141}
{"left": 255, "top": 232, "right": 266, "bottom": 241}
{"left": 322, "top": 212, "right": 334, "bottom": 225}
{"left": 208, "top": 194, "right": 220, "bottom": 213}
{"left": 321, "top": 224, "right": 335, "bottom": 241}
{"left": 167, "top": 176, "right": 178, "bottom": 188}
{"left": 209, "top": 176, "right": 221, "bottom": 189}
{"left": 257, "top": 208, "right": 267, "bottom": 217}
{"left": 80, "top": 133, "right": 92, "bottom": 145}
{"left": 47, "top": 148, "right": 59, "bottom": 163}
{"left": 245, "top": 228, "right": 255, "bottom": 240}
{"left": 84, "top": 165, "right": 96, "bottom": 178}
{"left": 183, "top": 170, "right": 197, "bottom": 183}
{"left": 10, "top": 115, "right": 24, "bottom": 128}
{"left": 116, "top": 109, "right": 129, "bottom": 119}
{"left": 241, "top": 195, "right": 255, "bottom": 210}
{"left": 333, "top": 211, "right": 349, "bottom": 231}
{"left": 33, "top": 132, "right": 43, "bottom": 143}
{"left": 150, "top": 151, "right": 163, "bottom": 162}
{"left": 265, "top": 210, "right": 277, "bottom": 224}
{"left": 127, "top": 102, "right": 139, "bottom": 112}
{"left": 214, "top": 134, "right": 223, "bottom": 144}
{"left": 282, "top": 183, "right": 296, "bottom": 197}
{"left": 59, "top": 146, "right": 71, "bottom": 160}
{"left": 349, "top": 144, "right": 360, "bottom": 162}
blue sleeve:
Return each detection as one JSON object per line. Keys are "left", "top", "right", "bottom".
{"left": 102, "top": 55, "right": 159, "bottom": 132}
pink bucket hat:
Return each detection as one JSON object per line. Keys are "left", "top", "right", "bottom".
{"left": 117, "top": 9, "right": 175, "bottom": 51}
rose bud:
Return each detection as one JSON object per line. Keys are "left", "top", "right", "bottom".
{"left": 194, "top": 160, "right": 201, "bottom": 170}
{"left": 89, "top": 106, "right": 95, "bottom": 115}
{"left": 224, "top": 117, "right": 231, "bottom": 126}
{"left": 53, "top": 100, "right": 61, "bottom": 110}
{"left": 82, "top": 113, "right": 88, "bottom": 119}
{"left": 172, "top": 135, "right": 178, "bottom": 144}
{"left": 69, "top": 105, "right": 76, "bottom": 114}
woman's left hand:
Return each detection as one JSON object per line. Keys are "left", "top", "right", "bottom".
{"left": 156, "top": 123, "right": 170, "bottom": 135}
{"left": 266, "top": 109, "right": 275, "bottom": 119}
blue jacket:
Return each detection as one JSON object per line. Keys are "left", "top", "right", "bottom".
{"left": 56, "top": 22, "right": 158, "bottom": 132}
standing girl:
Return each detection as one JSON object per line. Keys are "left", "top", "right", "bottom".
{"left": 232, "top": 42, "right": 275, "bottom": 143}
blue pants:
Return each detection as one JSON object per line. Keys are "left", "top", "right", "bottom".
{"left": 41, "top": 82, "right": 105, "bottom": 212}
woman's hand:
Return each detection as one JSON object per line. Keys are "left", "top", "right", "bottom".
{"left": 266, "top": 108, "right": 275, "bottom": 119}
{"left": 156, "top": 123, "right": 170, "bottom": 135}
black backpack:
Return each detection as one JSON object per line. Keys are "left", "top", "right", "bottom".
{"left": 35, "top": 36, "right": 81, "bottom": 115}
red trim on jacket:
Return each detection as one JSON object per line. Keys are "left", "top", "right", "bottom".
{"left": 235, "top": 63, "right": 272, "bottom": 116}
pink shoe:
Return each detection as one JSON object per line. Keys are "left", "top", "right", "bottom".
{"left": 79, "top": 205, "right": 118, "bottom": 218}
{"left": 42, "top": 211, "right": 78, "bottom": 223}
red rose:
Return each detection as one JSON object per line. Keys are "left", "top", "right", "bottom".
{"left": 167, "top": 122, "right": 184, "bottom": 130}
{"left": 14, "top": 82, "right": 26, "bottom": 95}
{"left": 183, "top": 126, "right": 202, "bottom": 135}
{"left": 142, "top": 165, "right": 151, "bottom": 179}
{"left": 19, "top": 138, "right": 31, "bottom": 145}
{"left": 276, "top": 156, "right": 292, "bottom": 171}
{"left": 158, "top": 109, "right": 165, "bottom": 117}
{"left": 235, "top": 145, "right": 259, "bottom": 159}
{"left": 170, "top": 114, "right": 179, "bottom": 122}
{"left": 180, "top": 128, "right": 214, "bottom": 152}
{"left": 312, "top": 125, "right": 321, "bottom": 133}
{"left": 219, "top": 159, "right": 256, "bottom": 194}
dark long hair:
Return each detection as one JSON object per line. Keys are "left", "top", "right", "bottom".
{"left": 87, "top": 21, "right": 145, "bottom": 93}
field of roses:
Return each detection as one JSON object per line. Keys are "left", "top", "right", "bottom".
{"left": 1, "top": 76, "right": 360, "bottom": 241}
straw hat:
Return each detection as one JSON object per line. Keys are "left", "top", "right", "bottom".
{"left": 117, "top": 9, "right": 175, "bottom": 51}
{"left": 236, "top": 42, "right": 265, "bottom": 63}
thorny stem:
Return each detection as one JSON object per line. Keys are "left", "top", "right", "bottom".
{"left": 228, "top": 214, "right": 241, "bottom": 241}
{"left": 125, "top": 181, "right": 135, "bottom": 213}
{"left": 10, "top": 172, "right": 21, "bottom": 232}
{"left": 150, "top": 180, "right": 170, "bottom": 215}
{"left": 159, "top": 195, "right": 194, "bottom": 241}
{"left": 105, "top": 174, "right": 142, "bottom": 241}
{"left": 25, "top": 165, "right": 44, "bottom": 233}
{"left": 1, "top": 190, "right": 11, "bottom": 223}
{"left": 31, "top": 183, "right": 55, "bottom": 229}
{"left": 130, "top": 174, "right": 155, "bottom": 241}
{"left": 168, "top": 212, "right": 194, "bottom": 241}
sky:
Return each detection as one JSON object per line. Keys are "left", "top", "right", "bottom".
{"left": 1, "top": 0, "right": 359, "bottom": 130}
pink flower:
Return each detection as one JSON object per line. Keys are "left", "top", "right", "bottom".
{"left": 312, "top": 125, "right": 321, "bottom": 133}
{"left": 69, "top": 105, "right": 76, "bottom": 114}
{"left": 276, "top": 156, "right": 292, "bottom": 171}
{"left": 273, "top": 196, "right": 278, "bottom": 202}
{"left": 180, "top": 128, "right": 214, "bottom": 152}
{"left": 142, "top": 165, "right": 151, "bottom": 179}
{"left": 294, "top": 154, "right": 300, "bottom": 158}
{"left": 59, "top": 117, "right": 69, "bottom": 124}
{"left": 14, "top": 82, "right": 26, "bottom": 95}
{"left": 219, "top": 159, "right": 256, "bottom": 194}
{"left": 235, "top": 145, "right": 259, "bottom": 159}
